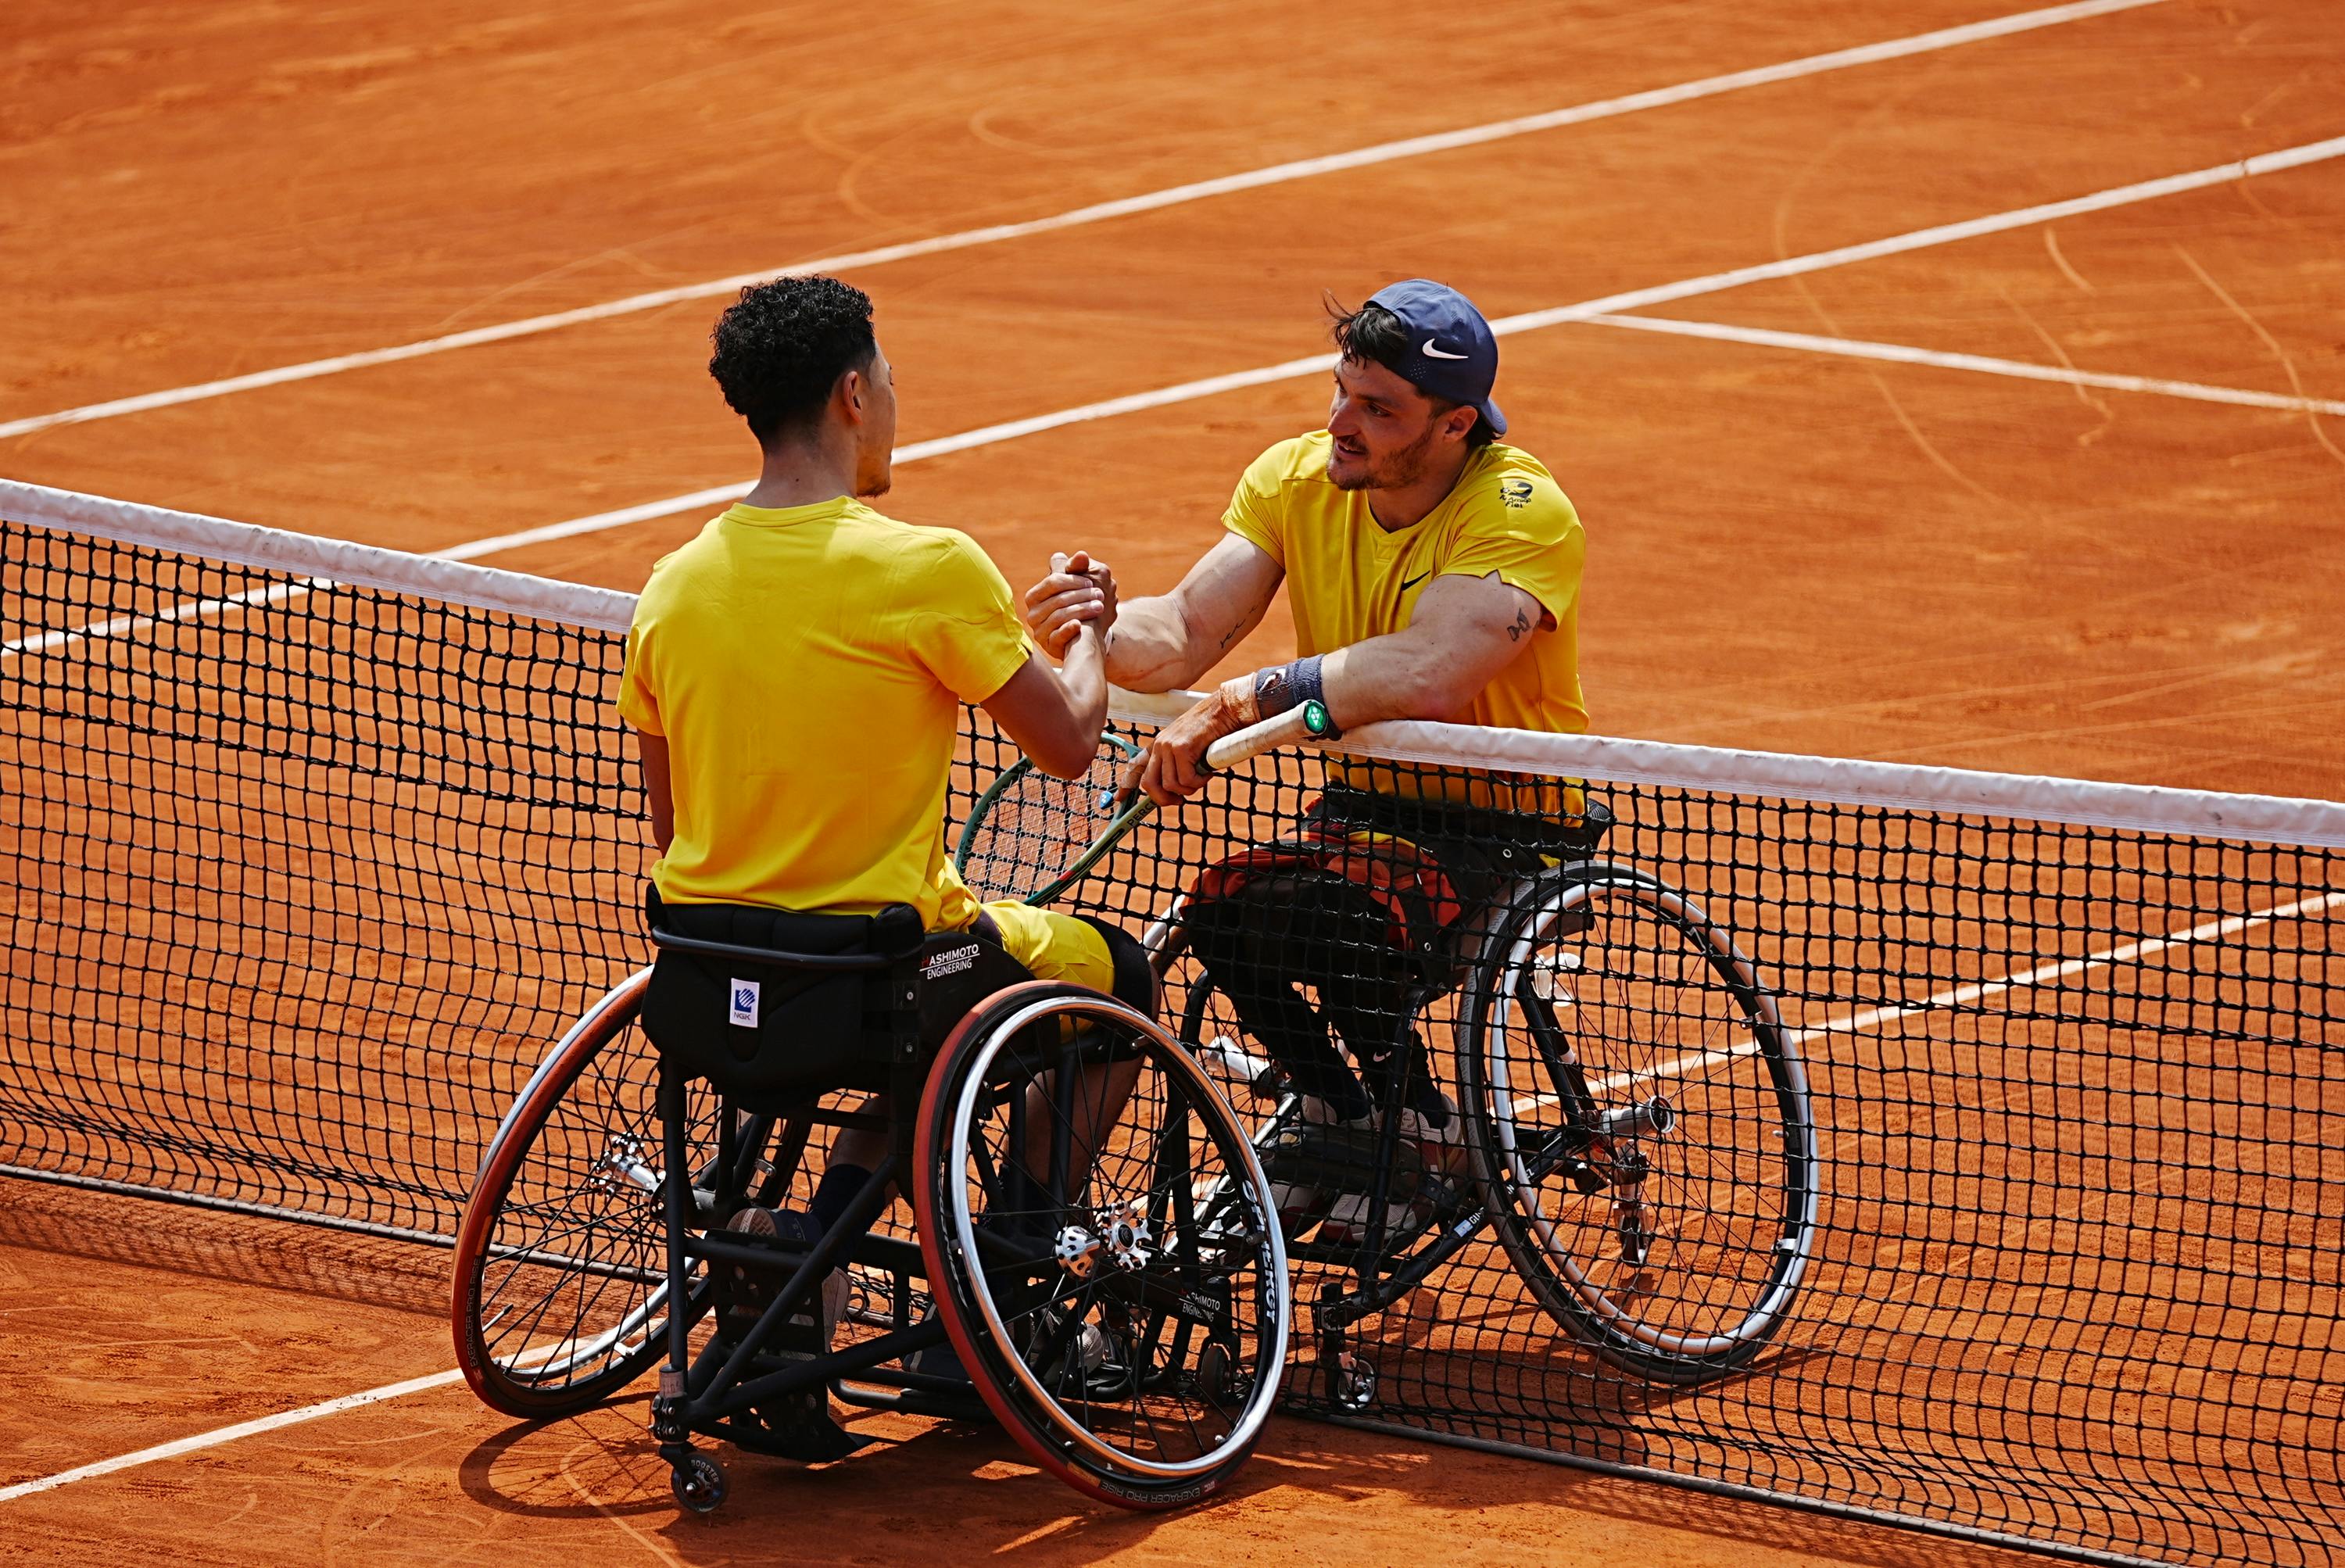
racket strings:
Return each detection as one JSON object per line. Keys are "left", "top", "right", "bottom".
{"left": 957, "top": 743, "right": 1131, "bottom": 904}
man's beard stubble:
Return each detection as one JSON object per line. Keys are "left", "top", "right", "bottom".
{"left": 1331, "top": 421, "right": 1440, "bottom": 492}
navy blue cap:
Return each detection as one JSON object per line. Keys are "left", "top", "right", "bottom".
{"left": 1364, "top": 278, "right": 1505, "bottom": 437}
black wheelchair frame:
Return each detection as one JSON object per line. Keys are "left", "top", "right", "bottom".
{"left": 452, "top": 905, "right": 1294, "bottom": 1516}
{"left": 1160, "top": 846, "right": 1821, "bottom": 1405}
{"left": 1171, "top": 915, "right": 1498, "bottom": 1412}
{"left": 643, "top": 922, "right": 980, "bottom": 1508}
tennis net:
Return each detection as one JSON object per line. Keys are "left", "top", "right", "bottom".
{"left": 2, "top": 478, "right": 2340, "bottom": 1566}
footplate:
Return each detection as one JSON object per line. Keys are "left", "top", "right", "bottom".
{"left": 711, "top": 1209, "right": 826, "bottom": 1358}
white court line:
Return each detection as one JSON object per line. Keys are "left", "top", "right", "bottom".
{"left": 0, "top": 344, "right": 1337, "bottom": 653}
{"left": 0, "top": 0, "right": 2168, "bottom": 444}
{"left": 0, "top": 1323, "right": 608, "bottom": 1505}
{"left": 0, "top": 1369, "right": 464, "bottom": 1505}
{"left": 12, "top": 903, "right": 2331, "bottom": 1505}
{"left": 1582, "top": 889, "right": 2345, "bottom": 1097}
{"left": 421, "top": 353, "right": 1348, "bottom": 564}
{"left": 432, "top": 131, "right": 2345, "bottom": 567}
{"left": 1580, "top": 313, "right": 2345, "bottom": 417}
{"left": 16, "top": 131, "right": 2343, "bottom": 660}
{"left": 4, "top": 577, "right": 327, "bottom": 658}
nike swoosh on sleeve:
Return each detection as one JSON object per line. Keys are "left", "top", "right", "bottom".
{"left": 1399, "top": 571, "right": 1430, "bottom": 592}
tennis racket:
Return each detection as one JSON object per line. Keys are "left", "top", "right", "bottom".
{"left": 954, "top": 700, "right": 1331, "bottom": 904}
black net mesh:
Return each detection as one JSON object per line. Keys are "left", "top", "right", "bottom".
{"left": 2, "top": 511, "right": 2341, "bottom": 1565}
{"left": 2, "top": 519, "right": 641, "bottom": 1234}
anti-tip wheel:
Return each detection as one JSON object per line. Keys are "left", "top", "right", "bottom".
{"left": 671, "top": 1453, "right": 727, "bottom": 1515}
{"left": 1194, "top": 1339, "right": 1253, "bottom": 1411}
{"left": 1327, "top": 1350, "right": 1377, "bottom": 1413}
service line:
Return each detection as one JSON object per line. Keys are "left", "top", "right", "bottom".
{"left": 1579, "top": 314, "right": 2345, "bottom": 419}
{"left": 13, "top": 131, "right": 2344, "bottom": 660}
{"left": 0, "top": 0, "right": 2168, "bottom": 443}
{"left": 0, "top": 1369, "right": 464, "bottom": 1505}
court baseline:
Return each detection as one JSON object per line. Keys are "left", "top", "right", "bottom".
{"left": 0, "top": 0, "right": 2168, "bottom": 444}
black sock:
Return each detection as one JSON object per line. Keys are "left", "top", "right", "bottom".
{"left": 810, "top": 1162, "right": 874, "bottom": 1243}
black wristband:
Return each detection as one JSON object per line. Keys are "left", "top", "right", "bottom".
{"left": 1254, "top": 655, "right": 1341, "bottom": 735}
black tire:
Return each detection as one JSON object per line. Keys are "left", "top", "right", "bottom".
{"left": 913, "top": 982, "right": 1290, "bottom": 1510}
{"left": 451, "top": 972, "right": 725, "bottom": 1418}
{"left": 671, "top": 1453, "right": 727, "bottom": 1513}
{"left": 1456, "top": 865, "right": 1819, "bottom": 1384}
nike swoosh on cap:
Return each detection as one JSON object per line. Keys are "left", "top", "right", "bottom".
{"left": 1420, "top": 338, "right": 1468, "bottom": 360}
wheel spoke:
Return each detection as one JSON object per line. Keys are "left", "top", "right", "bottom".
{"left": 1463, "top": 870, "right": 1814, "bottom": 1379}
{"left": 919, "top": 984, "right": 1288, "bottom": 1500}
{"left": 455, "top": 988, "right": 725, "bottom": 1414}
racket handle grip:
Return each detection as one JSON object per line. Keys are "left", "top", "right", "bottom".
{"left": 1203, "top": 699, "right": 1331, "bottom": 772}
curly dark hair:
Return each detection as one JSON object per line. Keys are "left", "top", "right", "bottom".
{"left": 708, "top": 276, "right": 877, "bottom": 442}
{"left": 1326, "top": 295, "right": 1496, "bottom": 448}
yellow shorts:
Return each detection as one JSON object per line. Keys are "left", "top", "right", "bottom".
{"left": 972, "top": 899, "right": 1115, "bottom": 993}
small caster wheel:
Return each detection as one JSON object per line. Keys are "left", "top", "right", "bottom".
{"left": 672, "top": 1453, "right": 727, "bottom": 1514}
{"left": 1328, "top": 1350, "right": 1376, "bottom": 1413}
{"left": 1196, "top": 1341, "right": 1233, "bottom": 1407}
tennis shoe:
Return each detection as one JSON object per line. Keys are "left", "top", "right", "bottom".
{"left": 1318, "top": 1092, "right": 1466, "bottom": 1246}
{"left": 904, "top": 1210, "right": 1054, "bottom": 1387}
{"left": 726, "top": 1205, "right": 849, "bottom": 1349}
{"left": 1264, "top": 1094, "right": 1375, "bottom": 1236}
{"left": 1028, "top": 1306, "right": 1112, "bottom": 1391}
{"left": 907, "top": 1319, "right": 970, "bottom": 1385}
{"left": 725, "top": 1205, "right": 863, "bottom": 1461}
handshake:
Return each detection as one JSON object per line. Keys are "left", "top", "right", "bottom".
{"left": 1015, "top": 546, "right": 1290, "bottom": 807}
{"left": 1019, "top": 550, "right": 1118, "bottom": 657}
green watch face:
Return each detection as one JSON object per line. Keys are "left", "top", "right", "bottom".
{"left": 1302, "top": 700, "right": 1330, "bottom": 736}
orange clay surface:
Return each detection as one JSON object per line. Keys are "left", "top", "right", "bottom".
{"left": 0, "top": 1183, "right": 2039, "bottom": 1568}
{"left": 2, "top": 0, "right": 2342, "bottom": 1562}
{"left": 5, "top": 0, "right": 2342, "bottom": 797}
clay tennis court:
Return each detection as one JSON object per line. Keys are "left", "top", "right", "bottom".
{"left": 3, "top": 0, "right": 2341, "bottom": 1562}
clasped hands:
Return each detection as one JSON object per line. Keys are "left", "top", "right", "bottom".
{"left": 1019, "top": 551, "right": 1249, "bottom": 807}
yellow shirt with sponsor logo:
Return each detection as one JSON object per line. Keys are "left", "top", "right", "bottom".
{"left": 1222, "top": 431, "right": 1587, "bottom": 814}
{"left": 618, "top": 498, "right": 1029, "bottom": 927}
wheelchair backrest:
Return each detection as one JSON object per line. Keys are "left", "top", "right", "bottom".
{"left": 639, "top": 888, "right": 1030, "bottom": 1112}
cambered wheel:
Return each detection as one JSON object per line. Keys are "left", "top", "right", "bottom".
{"left": 913, "top": 982, "right": 1291, "bottom": 1511}
{"left": 1457, "top": 865, "right": 1819, "bottom": 1384}
{"left": 451, "top": 971, "right": 732, "bottom": 1418}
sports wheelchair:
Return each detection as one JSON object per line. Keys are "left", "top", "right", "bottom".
{"left": 1146, "top": 794, "right": 1821, "bottom": 1406}
{"left": 451, "top": 896, "right": 1291, "bottom": 1513}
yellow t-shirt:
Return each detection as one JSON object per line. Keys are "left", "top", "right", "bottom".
{"left": 618, "top": 498, "right": 1029, "bottom": 927}
{"left": 1223, "top": 431, "right": 1588, "bottom": 814}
